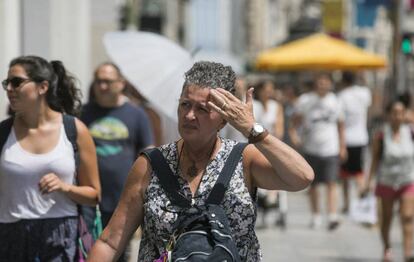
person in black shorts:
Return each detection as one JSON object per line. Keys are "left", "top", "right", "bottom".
{"left": 340, "top": 146, "right": 366, "bottom": 213}
{"left": 337, "top": 71, "right": 371, "bottom": 214}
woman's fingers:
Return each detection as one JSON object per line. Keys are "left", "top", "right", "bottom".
{"left": 245, "top": 87, "right": 254, "bottom": 106}
{"left": 209, "top": 89, "right": 241, "bottom": 117}
{"left": 46, "top": 182, "right": 60, "bottom": 193}
{"left": 38, "top": 173, "right": 62, "bottom": 194}
{"left": 207, "top": 100, "right": 230, "bottom": 119}
{"left": 215, "top": 88, "right": 239, "bottom": 102}
{"left": 209, "top": 88, "right": 244, "bottom": 111}
{"left": 209, "top": 88, "right": 255, "bottom": 136}
{"left": 209, "top": 89, "right": 227, "bottom": 108}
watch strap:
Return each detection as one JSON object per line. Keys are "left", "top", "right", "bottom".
{"left": 248, "top": 129, "right": 269, "bottom": 144}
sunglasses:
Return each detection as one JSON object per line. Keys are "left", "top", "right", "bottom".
{"left": 2, "top": 77, "right": 33, "bottom": 91}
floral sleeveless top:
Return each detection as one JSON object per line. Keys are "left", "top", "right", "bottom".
{"left": 138, "top": 138, "right": 261, "bottom": 261}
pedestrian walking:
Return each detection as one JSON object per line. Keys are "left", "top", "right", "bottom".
{"left": 86, "top": 61, "right": 314, "bottom": 261}
{"left": 364, "top": 100, "right": 414, "bottom": 262}
{"left": 337, "top": 71, "right": 372, "bottom": 214}
{"left": 289, "top": 73, "right": 346, "bottom": 230}
{"left": 253, "top": 80, "right": 286, "bottom": 228}
{"left": 81, "top": 62, "right": 154, "bottom": 261}
{"left": 0, "top": 55, "right": 101, "bottom": 261}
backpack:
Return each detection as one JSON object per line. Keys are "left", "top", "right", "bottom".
{"left": 143, "top": 142, "right": 247, "bottom": 262}
{"left": 0, "top": 115, "right": 96, "bottom": 262}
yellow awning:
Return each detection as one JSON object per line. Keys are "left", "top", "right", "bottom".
{"left": 255, "top": 33, "right": 387, "bottom": 71}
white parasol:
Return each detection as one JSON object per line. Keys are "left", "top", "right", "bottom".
{"left": 103, "top": 31, "right": 194, "bottom": 122}
{"left": 103, "top": 31, "right": 245, "bottom": 143}
{"left": 103, "top": 31, "right": 245, "bottom": 118}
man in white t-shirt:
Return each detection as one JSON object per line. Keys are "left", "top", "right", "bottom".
{"left": 338, "top": 71, "right": 372, "bottom": 214}
{"left": 289, "top": 73, "right": 346, "bottom": 231}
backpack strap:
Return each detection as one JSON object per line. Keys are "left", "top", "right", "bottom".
{"left": 0, "top": 117, "right": 14, "bottom": 155}
{"left": 206, "top": 142, "right": 248, "bottom": 205}
{"left": 62, "top": 114, "right": 80, "bottom": 170}
{"left": 142, "top": 148, "right": 192, "bottom": 208}
{"left": 62, "top": 114, "right": 87, "bottom": 218}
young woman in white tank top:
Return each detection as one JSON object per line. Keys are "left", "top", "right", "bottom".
{"left": 0, "top": 56, "right": 100, "bottom": 261}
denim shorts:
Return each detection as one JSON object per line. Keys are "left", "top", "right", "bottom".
{"left": 0, "top": 216, "right": 78, "bottom": 262}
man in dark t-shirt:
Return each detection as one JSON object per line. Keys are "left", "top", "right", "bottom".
{"left": 81, "top": 62, "right": 154, "bottom": 261}
{"left": 82, "top": 102, "right": 153, "bottom": 213}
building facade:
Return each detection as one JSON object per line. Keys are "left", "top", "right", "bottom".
{"left": 3, "top": 0, "right": 412, "bottom": 119}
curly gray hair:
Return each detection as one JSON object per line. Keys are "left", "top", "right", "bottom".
{"left": 183, "top": 61, "right": 236, "bottom": 94}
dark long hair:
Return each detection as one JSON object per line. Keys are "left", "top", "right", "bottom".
{"left": 9, "top": 55, "right": 82, "bottom": 116}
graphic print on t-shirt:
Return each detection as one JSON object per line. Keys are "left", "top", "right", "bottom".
{"left": 309, "top": 105, "right": 337, "bottom": 125}
{"left": 89, "top": 117, "right": 129, "bottom": 157}
{"left": 296, "top": 92, "right": 341, "bottom": 157}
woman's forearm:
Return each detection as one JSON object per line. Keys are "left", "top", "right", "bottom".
{"left": 63, "top": 184, "right": 100, "bottom": 206}
{"left": 255, "top": 135, "right": 314, "bottom": 191}
{"left": 87, "top": 238, "right": 118, "bottom": 262}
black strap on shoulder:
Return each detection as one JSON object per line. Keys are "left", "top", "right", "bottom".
{"left": 62, "top": 114, "right": 80, "bottom": 170}
{"left": 142, "top": 148, "right": 192, "bottom": 208}
{"left": 206, "top": 142, "right": 247, "bottom": 205}
{"left": 142, "top": 142, "right": 247, "bottom": 208}
{"left": 0, "top": 117, "right": 14, "bottom": 155}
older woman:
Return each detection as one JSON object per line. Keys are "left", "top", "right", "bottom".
{"left": 87, "top": 61, "right": 314, "bottom": 261}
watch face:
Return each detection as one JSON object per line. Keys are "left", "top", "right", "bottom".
{"left": 252, "top": 123, "right": 264, "bottom": 136}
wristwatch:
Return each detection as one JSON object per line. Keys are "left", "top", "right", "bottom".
{"left": 248, "top": 123, "right": 269, "bottom": 144}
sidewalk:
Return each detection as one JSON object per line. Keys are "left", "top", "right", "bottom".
{"left": 257, "top": 190, "right": 390, "bottom": 262}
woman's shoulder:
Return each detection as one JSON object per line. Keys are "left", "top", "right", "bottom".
{"left": 159, "top": 141, "right": 177, "bottom": 150}
{"left": 73, "top": 116, "right": 91, "bottom": 136}
{"left": 220, "top": 138, "right": 249, "bottom": 159}
{"left": 157, "top": 142, "right": 179, "bottom": 161}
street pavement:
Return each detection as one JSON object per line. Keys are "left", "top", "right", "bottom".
{"left": 129, "top": 185, "right": 407, "bottom": 262}
{"left": 256, "top": 189, "right": 396, "bottom": 262}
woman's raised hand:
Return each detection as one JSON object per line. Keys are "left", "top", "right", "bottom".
{"left": 208, "top": 87, "right": 255, "bottom": 137}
